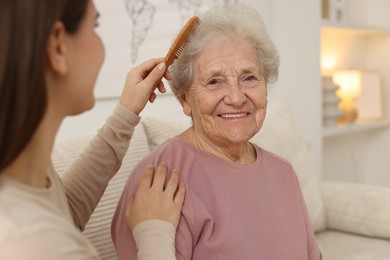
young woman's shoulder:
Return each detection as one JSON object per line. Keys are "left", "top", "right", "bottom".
{"left": 0, "top": 204, "right": 99, "bottom": 260}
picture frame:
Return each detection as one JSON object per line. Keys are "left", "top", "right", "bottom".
{"left": 355, "top": 71, "right": 383, "bottom": 121}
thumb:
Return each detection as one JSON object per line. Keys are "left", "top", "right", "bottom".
{"left": 143, "top": 62, "right": 166, "bottom": 90}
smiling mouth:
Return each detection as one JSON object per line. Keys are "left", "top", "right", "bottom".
{"left": 219, "top": 113, "right": 249, "bottom": 119}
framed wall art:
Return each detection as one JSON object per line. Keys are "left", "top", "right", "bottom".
{"left": 94, "top": 0, "right": 239, "bottom": 98}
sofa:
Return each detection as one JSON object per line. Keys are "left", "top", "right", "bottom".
{"left": 52, "top": 96, "right": 390, "bottom": 260}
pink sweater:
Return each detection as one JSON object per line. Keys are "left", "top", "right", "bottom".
{"left": 112, "top": 137, "right": 322, "bottom": 260}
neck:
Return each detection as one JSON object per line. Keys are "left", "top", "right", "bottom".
{"left": 180, "top": 128, "right": 256, "bottom": 164}
{"left": 2, "top": 108, "right": 63, "bottom": 188}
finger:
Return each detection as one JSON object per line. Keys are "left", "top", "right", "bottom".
{"left": 148, "top": 92, "right": 156, "bottom": 103}
{"left": 142, "top": 62, "right": 167, "bottom": 91}
{"left": 164, "top": 70, "right": 173, "bottom": 81}
{"left": 165, "top": 169, "right": 180, "bottom": 198}
{"left": 148, "top": 82, "right": 165, "bottom": 103}
{"left": 157, "top": 82, "right": 167, "bottom": 93}
{"left": 174, "top": 182, "right": 186, "bottom": 208}
{"left": 135, "top": 57, "right": 165, "bottom": 78}
{"left": 137, "top": 165, "right": 155, "bottom": 191}
{"left": 151, "top": 163, "right": 168, "bottom": 191}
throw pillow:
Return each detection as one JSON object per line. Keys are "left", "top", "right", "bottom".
{"left": 52, "top": 126, "right": 150, "bottom": 259}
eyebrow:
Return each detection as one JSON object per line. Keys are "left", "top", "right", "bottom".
{"left": 203, "top": 66, "right": 260, "bottom": 78}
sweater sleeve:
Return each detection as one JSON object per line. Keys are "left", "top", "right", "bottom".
{"left": 296, "top": 176, "right": 322, "bottom": 260}
{"left": 133, "top": 220, "right": 177, "bottom": 260}
{"left": 61, "top": 103, "right": 141, "bottom": 230}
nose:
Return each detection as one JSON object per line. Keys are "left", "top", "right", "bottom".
{"left": 223, "top": 82, "right": 247, "bottom": 106}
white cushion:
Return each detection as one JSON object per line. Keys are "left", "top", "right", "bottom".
{"left": 321, "top": 181, "right": 390, "bottom": 239}
{"left": 52, "top": 126, "right": 150, "bottom": 260}
{"left": 316, "top": 230, "right": 390, "bottom": 260}
{"left": 142, "top": 117, "right": 191, "bottom": 151}
{"left": 141, "top": 96, "right": 326, "bottom": 232}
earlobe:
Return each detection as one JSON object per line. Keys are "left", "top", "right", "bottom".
{"left": 178, "top": 93, "right": 192, "bottom": 116}
{"left": 47, "top": 21, "right": 68, "bottom": 75}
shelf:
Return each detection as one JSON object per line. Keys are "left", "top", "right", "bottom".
{"left": 321, "top": 20, "right": 390, "bottom": 34}
{"left": 323, "top": 119, "right": 390, "bottom": 138}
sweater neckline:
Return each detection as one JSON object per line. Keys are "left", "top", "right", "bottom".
{"left": 171, "top": 136, "right": 264, "bottom": 172}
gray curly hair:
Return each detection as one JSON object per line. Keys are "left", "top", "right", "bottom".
{"left": 168, "top": 4, "right": 280, "bottom": 98}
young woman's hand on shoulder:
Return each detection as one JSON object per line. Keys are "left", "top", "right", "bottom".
{"left": 125, "top": 164, "right": 185, "bottom": 230}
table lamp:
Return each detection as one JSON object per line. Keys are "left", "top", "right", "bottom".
{"left": 332, "top": 70, "right": 362, "bottom": 123}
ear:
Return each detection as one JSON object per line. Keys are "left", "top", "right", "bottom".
{"left": 46, "top": 21, "right": 68, "bottom": 75}
{"left": 178, "top": 93, "right": 192, "bottom": 116}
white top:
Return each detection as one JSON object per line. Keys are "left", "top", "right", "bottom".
{"left": 0, "top": 103, "right": 176, "bottom": 260}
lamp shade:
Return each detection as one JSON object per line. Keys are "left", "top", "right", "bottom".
{"left": 332, "top": 70, "right": 362, "bottom": 98}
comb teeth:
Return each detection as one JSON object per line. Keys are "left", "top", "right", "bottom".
{"left": 176, "top": 45, "right": 185, "bottom": 56}
{"left": 164, "top": 16, "right": 200, "bottom": 67}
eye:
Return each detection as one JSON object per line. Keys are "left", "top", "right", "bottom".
{"left": 95, "top": 18, "right": 100, "bottom": 28}
{"left": 208, "top": 78, "right": 218, "bottom": 85}
{"left": 241, "top": 74, "right": 261, "bottom": 88}
{"left": 244, "top": 75, "right": 257, "bottom": 81}
{"left": 95, "top": 13, "right": 101, "bottom": 28}
{"left": 206, "top": 77, "right": 224, "bottom": 89}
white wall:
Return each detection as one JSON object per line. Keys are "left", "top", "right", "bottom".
{"left": 321, "top": 0, "right": 390, "bottom": 186}
{"left": 57, "top": 0, "right": 323, "bottom": 178}
{"left": 365, "top": 33, "right": 390, "bottom": 186}
{"left": 57, "top": 0, "right": 273, "bottom": 142}
{"left": 267, "top": 0, "right": 322, "bottom": 175}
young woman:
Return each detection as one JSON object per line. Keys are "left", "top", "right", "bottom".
{"left": 0, "top": 0, "right": 184, "bottom": 259}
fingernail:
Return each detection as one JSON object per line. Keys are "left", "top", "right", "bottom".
{"left": 157, "top": 62, "right": 166, "bottom": 71}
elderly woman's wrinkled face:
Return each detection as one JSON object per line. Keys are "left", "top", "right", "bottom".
{"left": 180, "top": 37, "right": 267, "bottom": 145}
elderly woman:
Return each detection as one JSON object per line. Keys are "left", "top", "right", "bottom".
{"left": 112, "top": 4, "right": 322, "bottom": 260}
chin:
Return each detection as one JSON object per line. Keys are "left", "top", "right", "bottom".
{"left": 69, "top": 97, "right": 95, "bottom": 116}
{"left": 224, "top": 133, "right": 253, "bottom": 145}
{"left": 87, "top": 96, "right": 96, "bottom": 110}
{"left": 226, "top": 127, "right": 260, "bottom": 142}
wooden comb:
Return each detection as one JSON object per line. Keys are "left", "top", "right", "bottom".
{"left": 164, "top": 16, "right": 200, "bottom": 67}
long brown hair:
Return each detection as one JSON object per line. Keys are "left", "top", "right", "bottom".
{"left": 0, "top": 0, "right": 89, "bottom": 172}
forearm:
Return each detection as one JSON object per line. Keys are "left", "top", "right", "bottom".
{"left": 133, "top": 220, "right": 177, "bottom": 260}
{"left": 62, "top": 103, "right": 141, "bottom": 230}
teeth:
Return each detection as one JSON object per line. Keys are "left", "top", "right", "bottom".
{"left": 220, "top": 113, "right": 247, "bottom": 119}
